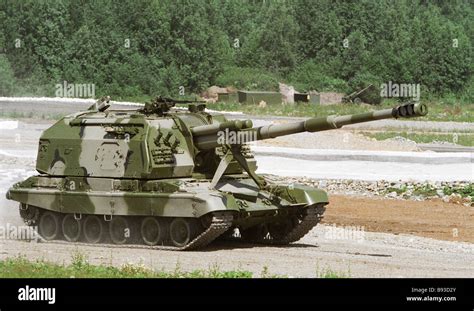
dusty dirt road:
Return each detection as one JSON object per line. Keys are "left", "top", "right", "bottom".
{"left": 325, "top": 195, "right": 474, "bottom": 243}
{"left": 1, "top": 195, "right": 474, "bottom": 278}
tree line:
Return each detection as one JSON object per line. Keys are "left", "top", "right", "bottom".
{"left": 0, "top": 0, "right": 472, "bottom": 101}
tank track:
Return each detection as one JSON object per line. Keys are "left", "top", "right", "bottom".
{"left": 21, "top": 203, "right": 324, "bottom": 250}
{"left": 35, "top": 213, "right": 233, "bottom": 251}
{"left": 268, "top": 204, "right": 326, "bottom": 244}
{"left": 240, "top": 203, "right": 326, "bottom": 245}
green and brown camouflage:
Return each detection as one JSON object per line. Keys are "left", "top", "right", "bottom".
{"left": 5, "top": 97, "right": 427, "bottom": 249}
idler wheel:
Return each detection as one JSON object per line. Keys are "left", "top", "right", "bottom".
{"left": 169, "top": 218, "right": 196, "bottom": 247}
{"left": 83, "top": 215, "right": 104, "bottom": 243}
{"left": 38, "top": 211, "right": 61, "bottom": 240}
{"left": 19, "top": 204, "right": 40, "bottom": 226}
{"left": 109, "top": 216, "right": 130, "bottom": 245}
{"left": 62, "top": 214, "right": 81, "bottom": 242}
{"left": 140, "top": 217, "right": 165, "bottom": 246}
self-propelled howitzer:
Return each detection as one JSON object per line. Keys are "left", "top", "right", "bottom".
{"left": 6, "top": 97, "right": 427, "bottom": 250}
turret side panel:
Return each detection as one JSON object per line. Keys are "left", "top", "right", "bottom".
{"left": 36, "top": 117, "right": 151, "bottom": 178}
{"left": 36, "top": 115, "right": 196, "bottom": 179}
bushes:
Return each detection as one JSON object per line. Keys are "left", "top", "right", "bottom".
{"left": 0, "top": 1, "right": 471, "bottom": 100}
{"left": 459, "top": 77, "right": 474, "bottom": 104}
{"left": 215, "top": 66, "right": 281, "bottom": 91}
{"left": 0, "top": 55, "right": 16, "bottom": 96}
{"left": 288, "top": 61, "right": 348, "bottom": 92}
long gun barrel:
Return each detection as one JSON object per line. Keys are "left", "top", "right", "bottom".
{"left": 191, "top": 119, "right": 253, "bottom": 136}
{"left": 193, "top": 102, "right": 427, "bottom": 150}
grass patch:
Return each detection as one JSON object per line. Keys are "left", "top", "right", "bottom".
{"left": 443, "top": 184, "right": 474, "bottom": 198}
{"left": 385, "top": 185, "right": 408, "bottom": 195}
{"left": 315, "top": 263, "right": 350, "bottom": 278}
{"left": 0, "top": 253, "right": 348, "bottom": 279}
{"left": 0, "top": 254, "right": 253, "bottom": 278}
{"left": 386, "top": 184, "right": 438, "bottom": 197}
{"left": 1, "top": 96, "right": 472, "bottom": 123}
{"left": 315, "top": 268, "right": 350, "bottom": 278}
{"left": 362, "top": 131, "right": 474, "bottom": 146}
{"left": 259, "top": 265, "right": 287, "bottom": 278}
{"left": 412, "top": 184, "right": 438, "bottom": 197}
{"left": 383, "top": 182, "right": 474, "bottom": 199}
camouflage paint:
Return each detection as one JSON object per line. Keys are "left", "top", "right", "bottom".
{"left": 6, "top": 101, "right": 427, "bottom": 226}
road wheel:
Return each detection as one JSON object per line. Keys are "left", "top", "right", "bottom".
{"left": 109, "top": 216, "right": 130, "bottom": 245}
{"left": 38, "top": 211, "right": 61, "bottom": 240}
{"left": 169, "top": 218, "right": 196, "bottom": 247}
{"left": 141, "top": 217, "right": 165, "bottom": 246}
{"left": 62, "top": 214, "right": 81, "bottom": 242}
{"left": 83, "top": 215, "right": 104, "bottom": 243}
{"left": 353, "top": 97, "right": 362, "bottom": 104}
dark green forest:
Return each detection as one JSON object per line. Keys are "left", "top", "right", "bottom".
{"left": 0, "top": 0, "right": 472, "bottom": 101}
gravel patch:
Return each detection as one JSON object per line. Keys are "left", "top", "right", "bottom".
{"left": 264, "top": 174, "right": 473, "bottom": 206}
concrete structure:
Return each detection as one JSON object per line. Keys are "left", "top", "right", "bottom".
{"left": 237, "top": 91, "right": 282, "bottom": 105}
{"left": 217, "top": 92, "right": 238, "bottom": 103}
{"left": 293, "top": 92, "right": 310, "bottom": 103}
